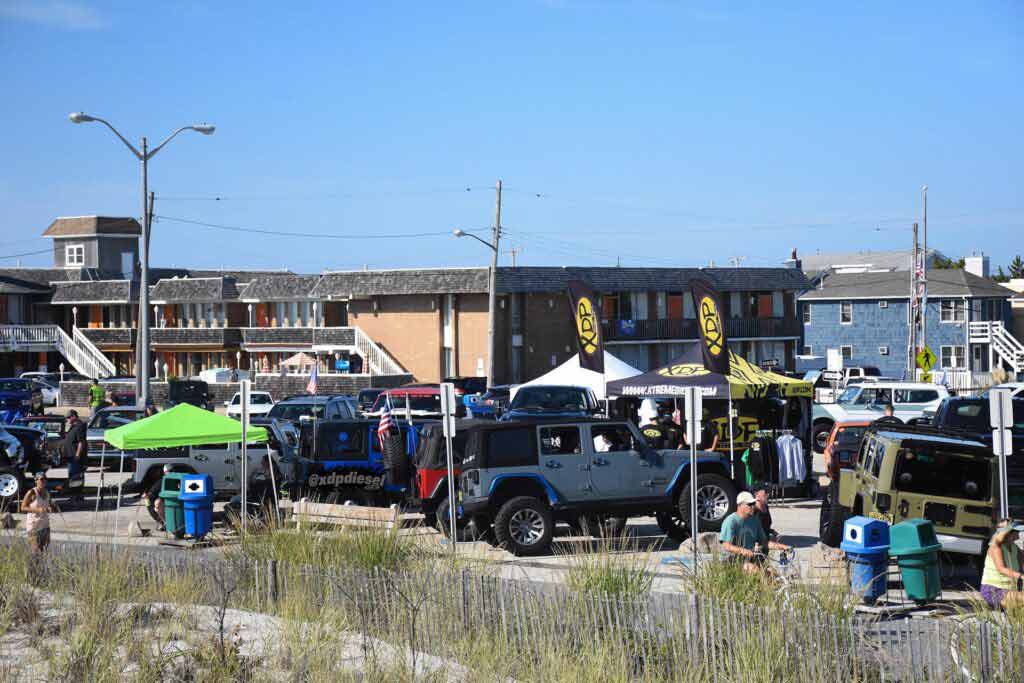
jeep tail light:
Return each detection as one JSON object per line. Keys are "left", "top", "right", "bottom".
{"left": 874, "top": 493, "right": 891, "bottom": 512}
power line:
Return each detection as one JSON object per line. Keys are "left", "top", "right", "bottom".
{"left": 153, "top": 215, "right": 491, "bottom": 240}
{"left": 155, "top": 185, "right": 495, "bottom": 202}
{"left": 0, "top": 248, "right": 53, "bottom": 260}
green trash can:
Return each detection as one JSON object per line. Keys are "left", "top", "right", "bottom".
{"left": 889, "top": 519, "right": 942, "bottom": 603}
{"left": 160, "top": 472, "right": 187, "bottom": 539}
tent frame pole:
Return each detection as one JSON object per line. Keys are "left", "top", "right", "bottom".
{"left": 728, "top": 395, "right": 735, "bottom": 484}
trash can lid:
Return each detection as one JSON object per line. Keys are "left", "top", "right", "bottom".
{"left": 839, "top": 515, "right": 890, "bottom": 554}
{"left": 889, "top": 518, "right": 942, "bottom": 555}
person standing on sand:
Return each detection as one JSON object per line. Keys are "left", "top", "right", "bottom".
{"left": 20, "top": 473, "right": 52, "bottom": 554}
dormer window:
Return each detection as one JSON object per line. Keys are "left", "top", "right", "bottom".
{"left": 66, "top": 244, "right": 85, "bottom": 267}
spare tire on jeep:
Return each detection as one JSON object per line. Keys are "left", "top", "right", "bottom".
{"left": 380, "top": 429, "right": 409, "bottom": 487}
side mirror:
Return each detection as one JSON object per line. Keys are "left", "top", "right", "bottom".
{"left": 223, "top": 401, "right": 230, "bottom": 407}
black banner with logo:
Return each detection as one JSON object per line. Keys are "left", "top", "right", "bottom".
{"left": 567, "top": 279, "right": 604, "bottom": 374}
{"left": 689, "top": 278, "right": 730, "bottom": 376}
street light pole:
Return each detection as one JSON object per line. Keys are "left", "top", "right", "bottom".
{"left": 68, "top": 113, "right": 214, "bottom": 406}
{"left": 453, "top": 179, "right": 502, "bottom": 387}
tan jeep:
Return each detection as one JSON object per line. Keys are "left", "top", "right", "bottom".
{"left": 825, "top": 425, "right": 996, "bottom": 557}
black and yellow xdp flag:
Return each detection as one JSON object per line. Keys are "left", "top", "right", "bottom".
{"left": 567, "top": 279, "right": 604, "bottom": 374}
{"left": 689, "top": 278, "right": 730, "bottom": 376}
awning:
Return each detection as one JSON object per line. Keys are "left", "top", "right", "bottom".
{"left": 104, "top": 402, "right": 267, "bottom": 450}
{"left": 606, "top": 346, "right": 812, "bottom": 400}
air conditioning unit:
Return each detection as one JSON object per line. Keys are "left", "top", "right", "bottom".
{"left": 878, "top": 301, "right": 888, "bottom": 309}
{"left": 879, "top": 346, "right": 889, "bottom": 355}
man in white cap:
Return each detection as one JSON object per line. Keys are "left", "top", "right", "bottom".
{"left": 719, "top": 491, "right": 791, "bottom": 574}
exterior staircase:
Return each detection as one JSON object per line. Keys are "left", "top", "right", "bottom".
{"left": 969, "top": 321, "right": 1024, "bottom": 375}
{"left": 0, "top": 324, "right": 116, "bottom": 378}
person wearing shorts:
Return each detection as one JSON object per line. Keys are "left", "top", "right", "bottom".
{"left": 980, "top": 521, "right": 1024, "bottom": 609}
{"left": 20, "top": 473, "right": 52, "bottom": 553}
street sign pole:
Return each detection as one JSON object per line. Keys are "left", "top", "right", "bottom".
{"left": 440, "top": 382, "right": 458, "bottom": 553}
{"left": 240, "top": 379, "right": 251, "bottom": 534}
{"left": 684, "top": 387, "right": 702, "bottom": 569}
{"left": 990, "top": 388, "right": 1013, "bottom": 520}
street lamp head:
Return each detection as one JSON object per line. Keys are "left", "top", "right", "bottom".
{"left": 191, "top": 123, "right": 216, "bottom": 135}
{"left": 453, "top": 229, "right": 466, "bottom": 237}
{"left": 68, "top": 112, "right": 96, "bottom": 123}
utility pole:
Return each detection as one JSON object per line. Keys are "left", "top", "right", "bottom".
{"left": 909, "top": 222, "right": 919, "bottom": 376}
{"left": 486, "top": 180, "right": 502, "bottom": 388}
{"left": 504, "top": 246, "right": 519, "bottom": 267}
{"left": 920, "top": 185, "right": 928, "bottom": 357}
{"left": 136, "top": 138, "right": 150, "bottom": 406}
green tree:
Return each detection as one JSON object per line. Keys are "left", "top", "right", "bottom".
{"left": 933, "top": 255, "right": 965, "bottom": 270}
{"left": 1008, "top": 255, "right": 1024, "bottom": 279}
{"left": 993, "top": 266, "right": 1010, "bottom": 283}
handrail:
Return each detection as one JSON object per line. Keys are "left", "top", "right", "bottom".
{"left": 70, "top": 326, "right": 116, "bottom": 376}
{"left": 0, "top": 324, "right": 114, "bottom": 378}
{"left": 352, "top": 327, "right": 405, "bottom": 376}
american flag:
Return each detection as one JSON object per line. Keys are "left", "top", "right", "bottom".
{"left": 306, "top": 363, "right": 318, "bottom": 394}
{"left": 377, "top": 395, "right": 393, "bottom": 447}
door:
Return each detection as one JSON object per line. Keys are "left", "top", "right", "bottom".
{"left": 587, "top": 422, "right": 654, "bottom": 499}
{"left": 190, "top": 443, "right": 238, "bottom": 491}
{"left": 536, "top": 425, "right": 592, "bottom": 502}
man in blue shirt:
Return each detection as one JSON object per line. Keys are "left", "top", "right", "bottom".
{"left": 719, "top": 491, "right": 791, "bottom": 574}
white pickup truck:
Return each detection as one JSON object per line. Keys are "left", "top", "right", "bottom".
{"left": 127, "top": 419, "right": 299, "bottom": 498}
{"left": 812, "top": 382, "right": 949, "bottom": 452}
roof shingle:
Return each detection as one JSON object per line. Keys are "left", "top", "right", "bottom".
{"left": 42, "top": 216, "right": 141, "bottom": 237}
{"left": 800, "top": 269, "right": 1012, "bottom": 300}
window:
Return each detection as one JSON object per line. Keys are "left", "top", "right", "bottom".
{"left": 940, "top": 299, "right": 966, "bottom": 323}
{"left": 539, "top": 426, "right": 582, "bottom": 456}
{"left": 313, "top": 424, "right": 364, "bottom": 461}
{"left": 65, "top": 244, "right": 85, "bottom": 266}
{"left": 879, "top": 346, "right": 889, "bottom": 356}
{"left": 853, "top": 388, "right": 892, "bottom": 405}
{"left": 840, "top": 301, "right": 853, "bottom": 324}
{"left": 591, "top": 424, "right": 640, "bottom": 454}
{"left": 940, "top": 345, "right": 966, "bottom": 369}
{"left": 893, "top": 449, "right": 990, "bottom": 501}
{"left": 801, "top": 345, "right": 812, "bottom": 356}
{"left": 485, "top": 428, "right": 537, "bottom": 468}
{"left": 894, "top": 389, "right": 939, "bottom": 404}
{"left": 841, "top": 345, "right": 853, "bottom": 361}
{"left": 878, "top": 301, "right": 888, "bottom": 309}
{"left": 802, "top": 305, "right": 811, "bottom": 325}
{"left": 870, "top": 441, "right": 884, "bottom": 478}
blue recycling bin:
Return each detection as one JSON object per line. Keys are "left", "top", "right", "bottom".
{"left": 179, "top": 473, "right": 215, "bottom": 539}
{"left": 840, "top": 516, "right": 890, "bottom": 604}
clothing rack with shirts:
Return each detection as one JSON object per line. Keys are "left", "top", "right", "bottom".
{"left": 739, "top": 428, "right": 811, "bottom": 502}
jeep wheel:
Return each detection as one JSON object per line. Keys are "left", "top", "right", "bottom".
{"left": 655, "top": 510, "right": 688, "bottom": 542}
{"left": 819, "top": 479, "right": 848, "bottom": 548}
{"left": 578, "top": 515, "right": 628, "bottom": 539}
{"left": 435, "top": 498, "right": 484, "bottom": 542}
{"left": 813, "top": 422, "right": 833, "bottom": 454}
{"left": 678, "top": 473, "right": 737, "bottom": 532}
{"left": 493, "top": 496, "right": 554, "bottom": 556}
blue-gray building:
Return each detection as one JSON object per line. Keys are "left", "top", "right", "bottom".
{"left": 799, "top": 269, "right": 1019, "bottom": 379}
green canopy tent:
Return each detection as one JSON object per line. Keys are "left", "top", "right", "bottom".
{"left": 103, "top": 402, "right": 269, "bottom": 537}
{"left": 105, "top": 402, "right": 267, "bottom": 450}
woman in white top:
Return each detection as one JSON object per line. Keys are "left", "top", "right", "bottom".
{"left": 19, "top": 473, "right": 52, "bottom": 553}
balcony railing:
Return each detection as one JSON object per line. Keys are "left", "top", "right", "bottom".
{"left": 80, "top": 328, "right": 135, "bottom": 347}
{"left": 601, "top": 317, "right": 801, "bottom": 341}
{"left": 240, "top": 327, "right": 356, "bottom": 347}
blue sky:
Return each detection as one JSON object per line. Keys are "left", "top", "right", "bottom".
{"left": 1, "top": 1, "right": 1021, "bottom": 273}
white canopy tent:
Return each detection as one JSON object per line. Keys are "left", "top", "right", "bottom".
{"left": 512, "top": 351, "right": 642, "bottom": 401}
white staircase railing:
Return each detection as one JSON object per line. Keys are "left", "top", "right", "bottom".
{"left": 969, "top": 321, "right": 1024, "bottom": 375}
{"left": 0, "top": 324, "right": 115, "bottom": 378}
{"left": 352, "top": 327, "right": 406, "bottom": 376}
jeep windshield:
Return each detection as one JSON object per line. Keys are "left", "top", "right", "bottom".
{"left": 370, "top": 393, "right": 442, "bottom": 414}
{"left": 893, "top": 447, "right": 991, "bottom": 501}
{"left": 509, "top": 387, "right": 596, "bottom": 414}
{"left": 269, "top": 403, "right": 325, "bottom": 421}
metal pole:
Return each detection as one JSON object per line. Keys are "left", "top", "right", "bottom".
{"left": 136, "top": 138, "right": 150, "bottom": 406}
{"left": 920, "top": 186, "right": 928, "bottom": 358}
{"left": 241, "top": 379, "right": 249, "bottom": 534}
{"left": 486, "top": 180, "right": 502, "bottom": 387}
{"left": 727, "top": 395, "right": 735, "bottom": 480}
{"left": 910, "top": 223, "right": 919, "bottom": 376}
{"left": 689, "top": 402, "right": 698, "bottom": 569}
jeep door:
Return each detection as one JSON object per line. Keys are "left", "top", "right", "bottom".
{"left": 189, "top": 443, "right": 239, "bottom": 491}
{"left": 536, "top": 424, "right": 593, "bottom": 502}
{"left": 586, "top": 422, "right": 657, "bottom": 499}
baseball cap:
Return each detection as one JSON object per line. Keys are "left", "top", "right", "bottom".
{"left": 736, "top": 491, "right": 756, "bottom": 506}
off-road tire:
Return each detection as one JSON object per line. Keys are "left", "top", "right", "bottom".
{"left": 819, "top": 479, "right": 848, "bottom": 547}
{"left": 677, "top": 473, "right": 737, "bottom": 533}
{"left": 0, "top": 471, "right": 26, "bottom": 508}
{"left": 493, "top": 496, "right": 554, "bottom": 556}
{"left": 813, "top": 421, "right": 834, "bottom": 455}
{"left": 578, "top": 514, "right": 628, "bottom": 539}
{"left": 435, "top": 497, "right": 487, "bottom": 542}
{"left": 655, "top": 510, "right": 689, "bottom": 542}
